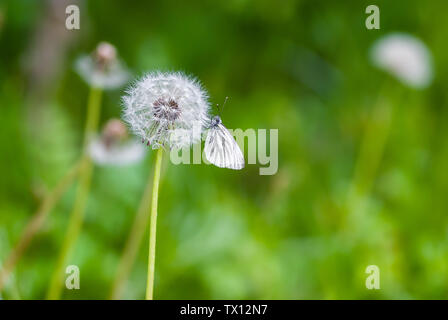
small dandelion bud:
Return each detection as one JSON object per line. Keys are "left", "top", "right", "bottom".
{"left": 370, "top": 33, "right": 433, "bottom": 89}
{"left": 101, "top": 118, "right": 128, "bottom": 148}
{"left": 88, "top": 119, "right": 146, "bottom": 166}
{"left": 75, "top": 42, "right": 130, "bottom": 89}
{"left": 95, "top": 41, "right": 117, "bottom": 71}
{"left": 122, "top": 72, "right": 211, "bottom": 150}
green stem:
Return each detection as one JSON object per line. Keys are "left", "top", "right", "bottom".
{"left": 110, "top": 171, "right": 154, "bottom": 300}
{"left": 46, "top": 87, "right": 102, "bottom": 300}
{"left": 0, "top": 162, "right": 80, "bottom": 293}
{"left": 349, "top": 95, "right": 393, "bottom": 206}
{"left": 345, "top": 83, "right": 403, "bottom": 225}
{"left": 84, "top": 87, "right": 103, "bottom": 145}
{"left": 146, "top": 148, "right": 163, "bottom": 300}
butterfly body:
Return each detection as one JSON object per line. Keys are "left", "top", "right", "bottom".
{"left": 204, "top": 116, "right": 245, "bottom": 170}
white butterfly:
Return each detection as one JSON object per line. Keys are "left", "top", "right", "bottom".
{"left": 204, "top": 115, "right": 245, "bottom": 170}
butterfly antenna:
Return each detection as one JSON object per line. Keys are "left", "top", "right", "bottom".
{"left": 215, "top": 97, "right": 229, "bottom": 117}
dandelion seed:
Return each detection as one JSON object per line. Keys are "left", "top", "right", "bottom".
{"left": 370, "top": 33, "right": 433, "bottom": 89}
{"left": 122, "top": 71, "right": 211, "bottom": 150}
{"left": 75, "top": 42, "right": 130, "bottom": 89}
{"left": 88, "top": 119, "right": 146, "bottom": 166}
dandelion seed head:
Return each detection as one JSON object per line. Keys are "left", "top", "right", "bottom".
{"left": 370, "top": 33, "right": 433, "bottom": 89}
{"left": 122, "top": 71, "right": 211, "bottom": 150}
{"left": 75, "top": 42, "right": 130, "bottom": 89}
{"left": 89, "top": 119, "right": 146, "bottom": 166}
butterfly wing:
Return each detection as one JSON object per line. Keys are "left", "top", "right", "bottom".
{"left": 205, "top": 123, "right": 245, "bottom": 170}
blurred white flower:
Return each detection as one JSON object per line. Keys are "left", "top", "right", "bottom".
{"left": 75, "top": 42, "right": 130, "bottom": 89}
{"left": 122, "top": 71, "right": 210, "bottom": 150}
{"left": 89, "top": 119, "right": 146, "bottom": 166}
{"left": 370, "top": 33, "right": 433, "bottom": 89}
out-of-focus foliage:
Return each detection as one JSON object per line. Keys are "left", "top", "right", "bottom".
{"left": 1, "top": 0, "right": 448, "bottom": 299}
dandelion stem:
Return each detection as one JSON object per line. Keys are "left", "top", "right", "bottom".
{"left": 348, "top": 96, "right": 393, "bottom": 206}
{"left": 110, "top": 170, "right": 154, "bottom": 300}
{"left": 47, "top": 87, "right": 102, "bottom": 300}
{"left": 146, "top": 148, "right": 163, "bottom": 300}
{"left": 345, "top": 84, "right": 403, "bottom": 224}
{"left": 0, "top": 162, "right": 81, "bottom": 293}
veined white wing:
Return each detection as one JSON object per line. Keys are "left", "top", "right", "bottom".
{"left": 204, "top": 123, "right": 245, "bottom": 170}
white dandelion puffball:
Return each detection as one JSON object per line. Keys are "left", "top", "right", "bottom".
{"left": 89, "top": 138, "right": 146, "bottom": 166}
{"left": 370, "top": 33, "right": 433, "bottom": 89}
{"left": 75, "top": 42, "right": 130, "bottom": 89}
{"left": 122, "top": 72, "right": 211, "bottom": 150}
{"left": 88, "top": 119, "right": 146, "bottom": 166}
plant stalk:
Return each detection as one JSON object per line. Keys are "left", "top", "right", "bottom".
{"left": 145, "top": 148, "right": 163, "bottom": 300}
{"left": 110, "top": 171, "right": 154, "bottom": 299}
{"left": 46, "top": 87, "right": 102, "bottom": 300}
{"left": 0, "top": 162, "right": 81, "bottom": 292}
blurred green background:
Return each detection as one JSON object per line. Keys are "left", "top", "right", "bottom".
{"left": 1, "top": 0, "right": 448, "bottom": 299}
